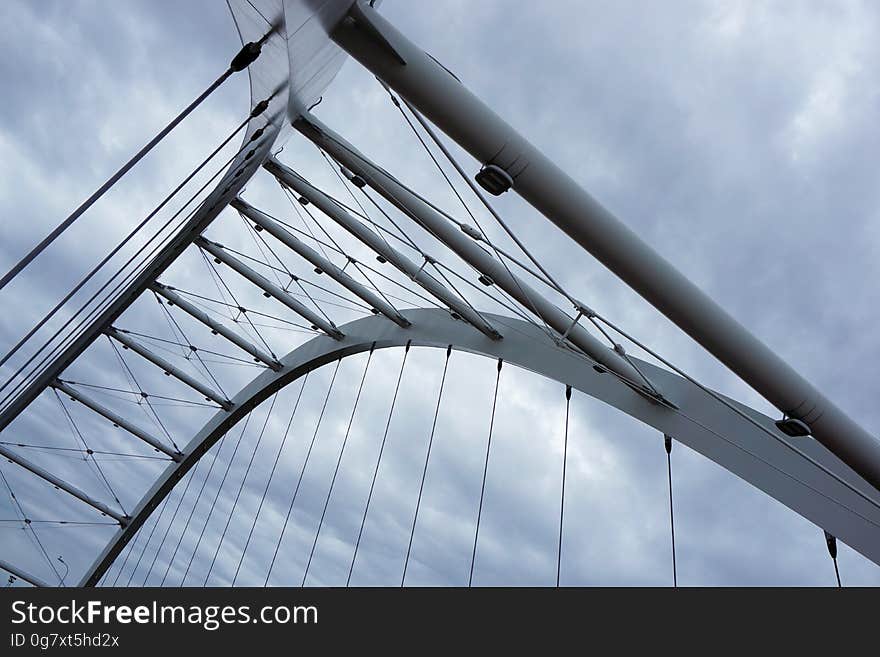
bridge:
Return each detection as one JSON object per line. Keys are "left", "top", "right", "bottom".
{"left": 1, "top": 1, "right": 878, "bottom": 587}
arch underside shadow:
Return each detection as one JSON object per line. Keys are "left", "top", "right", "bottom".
{"left": 81, "top": 308, "right": 880, "bottom": 585}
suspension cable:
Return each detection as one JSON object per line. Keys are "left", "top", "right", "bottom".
{"left": 824, "top": 530, "right": 842, "bottom": 587}
{"left": 121, "top": 495, "right": 170, "bottom": 587}
{"left": 303, "top": 346, "right": 375, "bottom": 586}
{"left": 141, "top": 462, "right": 203, "bottom": 585}
{"left": 111, "top": 496, "right": 167, "bottom": 586}
{"left": 0, "top": 441, "right": 170, "bottom": 461}
{"left": 664, "top": 434, "right": 677, "bottom": 587}
{"left": 347, "top": 342, "right": 411, "bottom": 586}
{"left": 402, "top": 345, "right": 452, "bottom": 586}
{"left": 158, "top": 419, "right": 236, "bottom": 586}
{"left": 0, "top": 29, "right": 273, "bottom": 292}
{"left": 557, "top": 385, "right": 571, "bottom": 587}
{"left": 232, "top": 373, "right": 310, "bottom": 586}
{"left": 180, "top": 411, "right": 254, "bottom": 584}
{"left": 59, "top": 379, "right": 217, "bottom": 409}
{"left": 469, "top": 358, "right": 503, "bottom": 587}
{"left": 264, "top": 359, "right": 342, "bottom": 586}
{"left": 204, "top": 392, "right": 279, "bottom": 585}
{"left": 0, "top": 112, "right": 254, "bottom": 374}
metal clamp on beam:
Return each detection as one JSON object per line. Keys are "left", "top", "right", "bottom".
{"left": 475, "top": 164, "right": 514, "bottom": 196}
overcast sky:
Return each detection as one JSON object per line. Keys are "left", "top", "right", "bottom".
{"left": 1, "top": 0, "right": 879, "bottom": 587}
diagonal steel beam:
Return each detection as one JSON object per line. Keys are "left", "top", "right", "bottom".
{"left": 195, "top": 237, "right": 344, "bottom": 340}
{"left": 0, "top": 444, "right": 127, "bottom": 523}
{"left": 0, "top": 558, "right": 50, "bottom": 588}
{"left": 231, "top": 197, "right": 411, "bottom": 328}
{"left": 151, "top": 282, "right": 281, "bottom": 370}
{"left": 106, "top": 327, "right": 233, "bottom": 411}
{"left": 263, "top": 157, "right": 502, "bottom": 340}
{"left": 51, "top": 380, "right": 181, "bottom": 460}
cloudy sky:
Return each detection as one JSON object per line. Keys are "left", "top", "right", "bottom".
{"left": 1, "top": 0, "right": 879, "bottom": 587}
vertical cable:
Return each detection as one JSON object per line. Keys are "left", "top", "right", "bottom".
{"left": 469, "top": 358, "right": 503, "bottom": 587}
{"left": 159, "top": 423, "right": 234, "bottom": 586}
{"left": 231, "top": 373, "right": 310, "bottom": 586}
{"left": 665, "top": 434, "right": 677, "bottom": 587}
{"left": 557, "top": 385, "right": 572, "bottom": 587}
{"left": 119, "top": 496, "right": 168, "bottom": 587}
{"left": 402, "top": 345, "right": 452, "bottom": 586}
{"left": 265, "top": 360, "right": 342, "bottom": 586}
{"left": 824, "top": 530, "right": 842, "bottom": 587}
{"left": 204, "top": 392, "right": 279, "bottom": 585}
{"left": 347, "top": 342, "right": 412, "bottom": 586}
{"left": 181, "top": 411, "right": 254, "bottom": 585}
{"left": 142, "top": 463, "right": 203, "bottom": 585}
{"left": 302, "top": 346, "right": 375, "bottom": 586}
{"left": 108, "top": 524, "right": 141, "bottom": 587}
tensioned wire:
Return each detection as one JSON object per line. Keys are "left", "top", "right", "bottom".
{"left": 401, "top": 344, "right": 452, "bottom": 586}
{"left": 201, "top": 392, "right": 279, "bottom": 586}
{"left": 264, "top": 359, "right": 342, "bottom": 586}
{"left": 301, "top": 346, "right": 375, "bottom": 587}
{"left": 347, "top": 342, "right": 411, "bottom": 586}
{"left": 231, "top": 373, "right": 311, "bottom": 586}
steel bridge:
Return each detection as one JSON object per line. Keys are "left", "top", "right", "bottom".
{"left": 1, "top": 1, "right": 878, "bottom": 587}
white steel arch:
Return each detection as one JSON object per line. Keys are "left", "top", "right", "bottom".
{"left": 80, "top": 308, "right": 880, "bottom": 585}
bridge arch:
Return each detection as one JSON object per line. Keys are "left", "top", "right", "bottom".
{"left": 81, "top": 308, "right": 880, "bottom": 585}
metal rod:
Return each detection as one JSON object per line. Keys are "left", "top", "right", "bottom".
{"left": 51, "top": 380, "right": 181, "bottom": 460}
{"left": 0, "top": 31, "right": 273, "bottom": 292}
{"left": 0, "top": 558, "right": 50, "bottom": 588}
{"left": 151, "top": 282, "right": 281, "bottom": 370}
{"left": 231, "top": 197, "right": 411, "bottom": 328}
{"left": 0, "top": 72, "right": 232, "bottom": 292}
{"left": 195, "top": 237, "right": 344, "bottom": 340}
{"left": 328, "top": 1, "right": 880, "bottom": 492}
{"left": 293, "top": 115, "right": 647, "bottom": 389}
{"left": 264, "top": 157, "right": 502, "bottom": 340}
{"left": 0, "top": 444, "right": 127, "bottom": 523}
{"left": 106, "top": 327, "right": 233, "bottom": 411}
